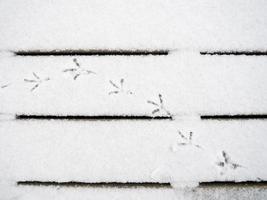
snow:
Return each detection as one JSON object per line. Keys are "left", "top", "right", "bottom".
{"left": 1, "top": 183, "right": 267, "bottom": 200}
{"left": 0, "top": 119, "right": 266, "bottom": 184}
{"left": 0, "top": 183, "right": 177, "bottom": 200}
{"left": 172, "top": 185, "right": 267, "bottom": 200}
{"left": 0, "top": 52, "right": 267, "bottom": 116}
{"left": 0, "top": 0, "right": 267, "bottom": 51}
{"left": 0, "top": 0, "right": 267, "bottom": 198}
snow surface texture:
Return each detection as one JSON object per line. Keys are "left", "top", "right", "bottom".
{"left": 1, "top": 184, "right": 267, "bottom": 200}
{"left": 0, "top": 181, "right": 176, "bottom": 200}
{"left": 1, "top": 0, "right": 267, "bottom": 198}
{"left": 0, "top": 52, "right": 267, "bottom": 116}
{"left": 0, "top": 120, "right": 266, "bottom": 183}
{"left": 0, "top": 119, "right": 267, "bottom": 199}
{"left": 0, "top": 0, "right": 267, "bottom": 51}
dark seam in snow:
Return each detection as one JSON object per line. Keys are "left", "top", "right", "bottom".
{"left": 14, "top": 50, "right": 267, "bottom": 56}
{"left": 14, "top": 50, "right": 169, "bottom": 56}
{"left": 200, "top": 51, "right": 267, "bottom": 56}
{"left": 15, "top": 115, "right": 173, "bottom": 121}
{"left": 201, "top": 114, "right": 267, "bottom": 120}
{"left": 17, "top": 181, "right": 267, "bottom": 188}
{"left": 200, "top": 181, "right": 267, "bottom": 187}
{"left": 17, "top": 181, "right": 171, "bottom": 188}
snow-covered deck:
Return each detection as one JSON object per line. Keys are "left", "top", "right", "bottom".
{"left": 1, "top": 0, "right": 267, "bottom": 199}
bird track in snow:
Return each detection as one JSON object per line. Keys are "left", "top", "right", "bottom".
{"left": 1, "top": 84, "right": 10, "bottom": 89}
{"left": 216, "top": 151, "right": 243, "bottom": 175}
{"left": 171, "top": 130, "right": 202, "bottom": 152}
{"left": 63, "top": 58, "right": 96, "bottom": 80}
{"left": 108, "top": 78, "right": 133, "bottom": 95}
{"left": 147, "top": 94, "right": 172, "bottom": 117}
{"left": 24, "top": 72, "right": 50, "bottom": 92}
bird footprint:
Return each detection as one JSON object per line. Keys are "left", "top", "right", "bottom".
{"left": 63, "top": 58, "right": 96, "bottom": 80}
{"left": 24, "top": 72, "right": 50, "bottom": 92}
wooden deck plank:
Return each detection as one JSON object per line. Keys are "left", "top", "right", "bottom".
{"left": 0, "top": 53, "right": 266, "bottom": 116}
{"left": 0, "top": 1, "right": 267, "bottom": 51}
{"left": 0, "top": 119, "right": 266, "bottom": 183}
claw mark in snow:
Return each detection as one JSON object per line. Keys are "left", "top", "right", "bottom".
{"left": 108, "top": 78, "right": 133, "bottom": 95}
{"left": 216, "top": 151, "right": 243, "bottom": 175}
{"left": 147, "top": 94, "right": 172, "bottom": 117}
{"left": 171, "top": 130, "right": 202, "bottom": 151}
{"left": 24, "top": 72, "right": 50, "bottom": 92}
{"left": 1, "top": 84, "right": 10, "bottom": 89}
{"left": 63, "top": 58, "right": 96, "bottom": 80}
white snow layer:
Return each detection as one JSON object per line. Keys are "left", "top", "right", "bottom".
{"left": 0, "top": 1, "right": 267, "bottom": 198}
{"left": 0, "top": 0, "right": 267, "bottom": 51}
{"left": 0, "top": 184, "right": 177, "bottom": 200}
{"left": 0, "top": 52, "right": 267, "bottom": 116}
{"left": 0, "top": 119, "right": 266, "bottom": 183}
{"left": 1, "top": 184, "right": 267, "bottom": 200}
{"left": 1, "top": 119, "right": 267, "bottom": 199}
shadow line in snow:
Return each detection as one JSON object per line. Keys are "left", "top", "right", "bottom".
{"left": 200, "top": 181, "right": 267, "bottom": 188}
{"left": 201, "top": 114, "right": 267, "bottom": 120}
{"left": 17, "top": 181, "right": 171, "bottom": 188}
{"left": 14, "top": 49, "right": 169, "bottom": 56}
{"left": 15, "top": 114, "right": 173, "bottom": 121}
{"left": 200, "top": 51, "right": 267, "bottom": 56}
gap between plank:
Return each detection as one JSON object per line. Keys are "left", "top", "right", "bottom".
{"left": 201, "top": 114, "right": 267, "bottom": 120}
{"left": 200, "top": 51, "right": 267, "bottom": 56}
{"left": 17, "top": 181, "right": 171, "bottom": 188}
{"left": 15, "top": 115, "right": 173, "bottom": 121}
{"left": 13, "top": 50, "right": 267, "bottom": 56}
{"left": 17, "top": 181, "right": 267, "bottom": 188}
{"left": 199, "top": 181, "right": 267, "bottom": 188}
{"left": 16, "top": 114, "right": 267, "bottom": 121}
{"left": 14, "top": 50, "right": 169, "bottom": 56}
